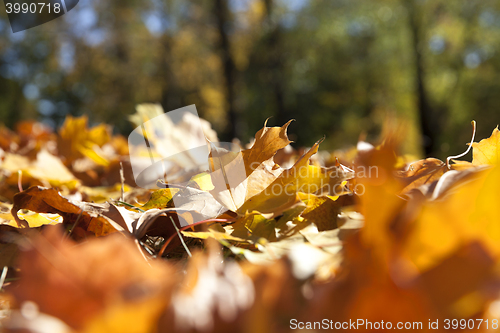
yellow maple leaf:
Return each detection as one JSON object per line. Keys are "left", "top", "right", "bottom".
{"left": 58, "top": 115, "right": 111, "bottom": 166}
{"left": 0, "top": 210, "right": 63, "bottom": 228}
{"left": 237, "top": 139, "right": 349, "bottom": 216}
{"left": 472, "top": 126, "right": 500, "bottom": 165}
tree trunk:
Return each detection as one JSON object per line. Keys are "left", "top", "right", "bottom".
{"left": 213, "top": 0, "right": 239, "bottom": 139}
{"left": 159, "top": 34, "right": 181, "bottom": 112}
{"left": 406, "top": 0, "right": 437, "bottom": 156}
{"left": 263, "top": 0, "right": 286, "bottom": 126}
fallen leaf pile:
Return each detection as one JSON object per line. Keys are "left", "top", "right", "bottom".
{"left": 1, "top": 108, "right": 500, "bottom": 332}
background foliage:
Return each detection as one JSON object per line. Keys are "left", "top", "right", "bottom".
{"left": 1, "top": 0, "right": 500, "bottom": 157}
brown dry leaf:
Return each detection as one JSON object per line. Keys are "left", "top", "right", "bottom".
{"left": 0, "top": 225, "right": 24, "bottom": 268}
{"left": 0, "top": 125, "right": 19, "bottom": 152}
{"left": 241, "top": 119, "right": 293, "bottom": 174}
{"left": 69, "top": 186, "right": 227, "bottom": 241}
{"left": 11, "top": 186, "right": 116, "bottom": 237}
{"left": 67, "top": 201, "right": 179, "bottom": 242}
{"left": 396, "top": 158, "right": 446, "bottom": 194}
{"left": 74, "top": 202, "right": 141, "bottom": 236}
{"left": 15, "top": 121, "right": 55, "bottom": 156}
{"left": 10, "top": 227, "right": 176, "bottom": 331}
{"left": 414, "top": 165, "right": 490, "bottom": 200}
{"left": 300, "top": 196, "right": 339, "bottom": 231}
{"left": 109, "top": 135, "right": 130, "bottom": 156}
{"left": 0, "top": 121, "right": 53, "bottom": 156}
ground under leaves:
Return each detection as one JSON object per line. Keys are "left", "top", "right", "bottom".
{"left": 1, "top": 108, "right": 500, "bottom": 332}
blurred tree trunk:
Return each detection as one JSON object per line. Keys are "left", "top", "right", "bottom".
{"left": 405, "top": 0, "right": 437, "bottom": 156}
{"left": 159, "top": 33, "right": 181, "bottom": 113}
{"left": 108, "top": 0, "right": 134, "bottom": 130}
{"left": 0, "top": 75, "right": 23, "bottom": 127}
{"left": 213, "top": 0, "right": 239, "bottom": 139}
{"left": 158, "top": 1, "right": 181, "bottom": 113}
{"left": 263, "top": 0, "right": 286, "bottom": 126}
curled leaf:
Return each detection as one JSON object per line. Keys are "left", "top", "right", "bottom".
{"left": 11, "top": 186, "right": 116, "bottom": 237}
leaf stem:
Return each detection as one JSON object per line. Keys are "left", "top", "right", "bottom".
{"left": 17, "top": 170, "right": 23, "bottom": 192}
{"left": 446, "top": 120, "right": 476, "bottom": 169}
{"left": 156, "top": 180, "right": 189, "bottom": 189}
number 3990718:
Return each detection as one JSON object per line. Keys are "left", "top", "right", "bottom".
{"left": 5, "top": 2, "right": 61, "bottom": 14}
{"left": 444, "top": 319, "right": 499, "bottom": 330}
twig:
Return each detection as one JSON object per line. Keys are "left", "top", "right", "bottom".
{"left": 119, "top": 162, "right": 125, "bottom": 202}
{"left": 135, "top": 239, "right": 152, "bottom": 264}
{"left": 67, "top": 208, "right": 84, "bottom": 238}
{"left": 3, "top": 277, "right": 18, "bottom": 283}
{"left": 0, "top": 266, "right": 8, "bottom": 291}
{"left": 158, "top": 217, "right": 237, "bottom": 257}
{"left": 116, "top": 200, "right": 145, "bottom": 212}
{"left": 170, "top": 216, "right": 192, "bottom": 257}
